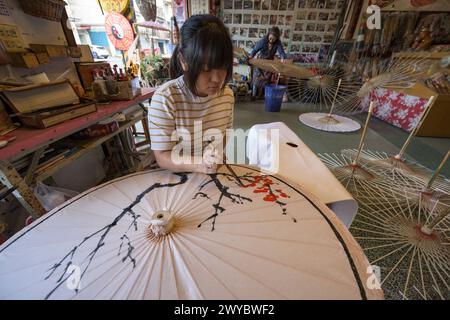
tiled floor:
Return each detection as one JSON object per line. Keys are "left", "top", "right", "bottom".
{"left": 232, "top": 100, "right": 450, "bottom": 176}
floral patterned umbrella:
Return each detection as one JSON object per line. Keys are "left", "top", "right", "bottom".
{"left": 0, "top": 166, "right": 382, "bottom": 299}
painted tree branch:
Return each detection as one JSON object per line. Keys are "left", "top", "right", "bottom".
{"left": 44, "top": 173, "right": 189, "bottom": 299}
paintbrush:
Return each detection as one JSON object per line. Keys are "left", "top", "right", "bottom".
{"left": 224, "top": 161, "right": 245, "bottom": 187}
{"left": 207, "top": 140, "right": 245, "bottom": 187}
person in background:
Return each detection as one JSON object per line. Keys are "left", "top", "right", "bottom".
{"left": 248, "top": 27, "right": 287, "bottom": 100}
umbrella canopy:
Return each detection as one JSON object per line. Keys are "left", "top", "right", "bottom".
{"left": 299, "top": 113, "right": 361, "bottom": 133}
{"left": 250, "top": 59, "right": 314, "bottom": 79}
{"left": 0, "top": 166, "right": 382, "bottom": 299}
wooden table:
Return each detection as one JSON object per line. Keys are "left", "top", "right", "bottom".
{"left": 0, "top": 88, "right": 156, "bottom": 218}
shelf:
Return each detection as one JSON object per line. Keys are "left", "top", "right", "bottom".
{"left": 35, "top": 115, "right": 144, "bottom": 182}
{"left": 0, "top": 87, "right": 155, "bottom": 162}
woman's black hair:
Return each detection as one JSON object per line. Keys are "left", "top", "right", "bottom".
{"left": 268, "top": 26, "right": 281, "bottom": 40}
{"left": 169, "top": 14, "right": 233, "bottom": 96}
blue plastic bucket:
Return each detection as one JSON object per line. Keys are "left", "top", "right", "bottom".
{"left": 264, "top": 85, "right": 287, "bottom": 112}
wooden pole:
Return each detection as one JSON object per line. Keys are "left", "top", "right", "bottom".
{"left": 426, "top": 150, "right": 450, "bottom": 190}
{"left": 353, "top": 101, "right": 374, "bottom": 166}
{"left": 395, "top": 96, "right": 435, "bottom": 160}
{"left": 328, "top": 78, "right": 342, "bottom": 117}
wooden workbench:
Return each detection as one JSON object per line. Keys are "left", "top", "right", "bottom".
{"left": 0, "top": 88, "right": 156, "bottom": 218}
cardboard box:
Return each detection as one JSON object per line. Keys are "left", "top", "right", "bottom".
{"left": 76, "top": 62, "right": 110, "bottom": 91}
{"left": 8, "top": 52, "right": 39, "bottom": 68}
{"left": 109, "top": 78, "right": 141, "bottom": 100}
{"left": 78, "top": 45, "right": 94, "bottom": 62}
{"left": 29, "top": 44, "right": 68, "bottom": 58}
{"left": 35, "top": 52, "right": 50, "bottom": 64}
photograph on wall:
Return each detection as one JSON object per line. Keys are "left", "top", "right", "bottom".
{"left": 318, "top": 0, "right": 326, "bottom": 8}
{"left": 244, "top": 0, "right": 253, "bottom": 9}
{"left": 246, "top": 40, "right": 254, "bottom": 49}
{"left": 249, "top": 28, "right": 258, "bottom": 38}
{"left": 297, "top": 0, "right": 306, "bottom": 8}
{"left": 329, "top": 12, "right": 338, "bottom": 21}
{"left": 262, "top": 0, "right": 270, "bottom": 10}
{"left": 259, "top": 28, "right": 267, "bottom": 37}
{"left": 278, "top": 15, "right": 285, "bottom": 25}
{"left": 323, "top": 34, "right": 333, "bottom": 42}
{"left": 285, "top": 15, "right": 293, "bottom": 24}
{"left": 261, "top": 14, "right": 269, "bottom": 25}
{"left": 270, "top": 15, "right": 277, "bottom": 25}
{"left": 306, "top": 23, "right": 315, "bottom": 31}
{"left": 308, "top": 12, "right": 317, "bottom": 20}
{"left": 243, "top": 14, "right": 251, "bottom": 24}
{"left": 282, "top": 41, "right": 288, "bottom": 48}
{"left": 238, "top": 40, "right": 245, "bottom": 48}
{"left": 296, "top": 11, "right": 306, "bottom": 20}
{"left": 293, "top": 33, "right": 302, "bottom": 42}
{"left": 234, "top": 0, "right": 243, "bottom": 9}
{"left": 223, "top": 13, "right": 232, "bottom": 24}
{"left": 234, "top": 14, "right": 242, "bottom": 24}
{"left": 224, "top": 0, "right": 233, "bottom": 9}
{"left": 316, "top": 24, "right": 325, "bottom": 32}
{"left": 327, "top": 23, "right": 336, "bottom": 32}
{"left": 306, "top": 0, "right": 318, "bottom": 8}
{"left": 287, "top": 0, "right": 294, "bottom": 9}
{"left": 254, "top": 0, "right": 261, "bottom": 10}
{"left": 279, "top": 0, "right": 287, "bottom": 10}
{"left": 231, "top": 27, "right": 239, "bottom": 36}
{"left": 312, "top": 44, "right": 320, "bottom": 53}
{"left": 283, "top": 29, "right": 290, "bottom": 39}
{"left": 232, "top": 40, "right": 237, "bottom": 47}
{"left": 252, "top": 14, "right": 261, "bottom": 24}
{"left": 240, "top": 27, "right": 248, "bottom": 36}
{"left": 290, "top": 44, "right": 299, "bottom": 52}
{"left": 337, "top": 0, "right": 344, "bottom": 9}
{"left": 318, "top": 12, "right": 329, "bottom": 21}
{"left": 271, "top": 0, "right": 280, "bottom": 10}
{"left": 294, "top": 23, "right": 303, "bottom": 31}
{"left": 326, "top": 0, "right": 336, "bottom": 9}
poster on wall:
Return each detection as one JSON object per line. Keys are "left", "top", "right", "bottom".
{"left": 173, "top": 0, "right": 187, "bottom": 26}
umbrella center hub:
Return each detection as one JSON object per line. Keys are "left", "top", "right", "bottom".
{"left": 149, "top": 210, "right": 174, "bottom": 237}
{"left": 319, "top": 115, "right": 340, "bottom": 125}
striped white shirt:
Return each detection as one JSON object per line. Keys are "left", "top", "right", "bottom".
{"left": 149, "top": 75, "right": 235, "bottom": 151}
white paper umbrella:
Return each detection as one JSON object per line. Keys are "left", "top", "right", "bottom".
{"left": 299, "top": 113, "right": 361, "bottom": 132}
{"left": 0, "top": 166, "right": 382, "bottom": 300}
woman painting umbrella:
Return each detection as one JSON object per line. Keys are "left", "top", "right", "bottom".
{"left": 248, "top": 27, "right": 287, "bottom": 100}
